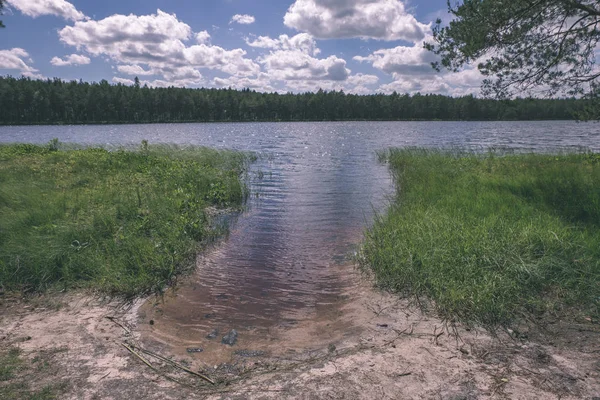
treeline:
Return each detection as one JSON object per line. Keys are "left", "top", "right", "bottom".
{"left": 0, "top": 75, "right": 589, "bottom": 124}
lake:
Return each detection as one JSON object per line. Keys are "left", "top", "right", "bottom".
{"left": 2, "top": 121, "right": 599, "bottom": 353}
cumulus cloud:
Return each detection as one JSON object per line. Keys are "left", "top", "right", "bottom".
{"left": 161, "top": 66, "right": 203, "bottom": 82}
{"left": 59, "top": 9, "right": 192, "bottom": 57}
{"left": 0, "top": 48, "right": 43, "bottom": 78}
{"left": 347, "top": 73, "right": 378, "bottom": 86}
{"left": 6, "top": 0, "right": 86, "bottom": 21}
{"left": 195, "top": 30, "right": 211, "bottom": 44}
{"left": 246, "top": 33, "right": 320, "bottom": 56}
{"left": 212, "top": 73, "right": 276, "bottom": 92}
{"left": 112, "top": 77, "right": 135, "bottom": 85}
{"left": 58, "top": 9, "right": 259, "bottom": 85}
{"left": 230, "top": 14, "right": 255, "bottom": 25}
{"left": 50, "top": 53, "right": 91, "bottom": 66}
{"left": 284, "top": 0, "right": 430, "bottom": 41}
{"left": 355, "top": 36, "right": 484, "bottom": 95}
{"left": 377, "top": 67, "right": 483, "bottom": 96}
{"left": 280, "top": 73, "right": 378, "bottom": 94}
{"left": 353, "top": 41, "right": 437, "bottom": 77}
{"left": 117, "top": 64, "right": 154, "bottom": 76}
{"left": 112, "top": 75, "right": 205, "bottom": 88}
{"left": 260, "top": 50, "right": 350, "bottom": 81}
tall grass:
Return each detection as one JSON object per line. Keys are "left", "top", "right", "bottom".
{"left": 361, "top": 148, "right": 600, "bottom": 325}
{"left": 0, "top": 141, "right": 249, "bottom": 297}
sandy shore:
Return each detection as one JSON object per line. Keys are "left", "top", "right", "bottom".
{"left": 1, "top": 274, "right": 598, "bottom": 399}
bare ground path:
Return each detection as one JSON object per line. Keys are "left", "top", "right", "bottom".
{"left": 1, "top": 275, "right": 599, "bottom": 400}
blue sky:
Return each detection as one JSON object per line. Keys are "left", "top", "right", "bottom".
{"left": 0, "top": 0, "right": 483, "bottom": 95}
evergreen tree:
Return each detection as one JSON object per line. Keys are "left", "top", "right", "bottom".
{"left": 0, "top": 0, "right": 5, "bottom": 28}
{"left": 427, "top": 0, "right": 600, "bottom": 100}
{"left": 0, "top": 75, "right": 589, "bottom": 125}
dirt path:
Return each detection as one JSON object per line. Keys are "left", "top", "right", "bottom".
{"left": 1, "top": 278, "right": 599, "bottom": 399}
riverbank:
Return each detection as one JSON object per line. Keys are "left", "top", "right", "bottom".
{"left": 0, "top": 141, "right": 249, "bottom": 297}
{"left": 1, "top": 276, "right": 598, "bottom": 399}
{"left": 361, "top": 149, "right": 600, "bottom": 326}
{"left": 1, "top": 145, "right": 599, "bottom": 399}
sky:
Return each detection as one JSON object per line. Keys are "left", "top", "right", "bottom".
{"left": 0, "top": 0, "right": 485, "bottom": 96}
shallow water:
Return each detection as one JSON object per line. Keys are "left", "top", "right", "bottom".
{"left": 2, "top": 121, "right": 599, "bottom": 354}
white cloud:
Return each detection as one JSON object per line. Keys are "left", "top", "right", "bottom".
{"left": 246, "top": 33, "right": 320, "bottom": 56}
{"left": 230, "top": 14, "right": 255, "bottom": 25}
{"left": 212, "top": 73, "right": 276, "bottom": 92}
{"left": 59, "top": 9, "right": 192, "bottom": 57}
{"left": 50, "top": 53, "right": 91, "bottom": 66}
{"left": 0, "top": 48, "right": 44, "bottom": 78}
{"left": 347, "top": 73, "right": 378, "bottom": 86}
{"left": 377, "top": 67, "right": 483, "bottom": 96}
{"left": 112, "top": 75, "right": 204, "bottom": 88}
{"left": 354, "top": 35, "right": 485, "bottom": 95}
{"left": 117, "top": 64, "right": 154, "bottom": 76}
{"left": 284, "top": 0, "right": 430, "bottom": 41}
{"left": 6, "top": 0, "right": 86, "bottom": 21}
{"left": 183, "top": 45, "right": 260, "bottom": 76}
{"left": 353, "top": 40, "right": 437, "bottom": 77}
{"left": 161, "top": 66, "right": 203, "bottom": 82}
{"left": 112, "top": 77, "right": 135, "bottom": 85}
{"left": 114, "top": 65, "right": 205, "bottom": 88}
{"left": 0, "top": 48, "right": 35, "bottom": 71}
{"left": 280, "top": 73, "right": 378, "bottom": 94}
{"left": 58, "top": 9, "right": 260, "bottom": 84}
{"left": 260, "top": 50, "right": 350, "bottom": 81}
{"left": 195, "top": 30, "right": 211, "bottom": 44}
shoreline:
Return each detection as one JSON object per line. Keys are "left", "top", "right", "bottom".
{"left": 1, "top": 146, "right": 599, "bottom": 398}
{"left": 1, "top": 275, "right": 599, "bottom": 399}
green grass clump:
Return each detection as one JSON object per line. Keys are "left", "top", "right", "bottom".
{"left": 0, "top": 141, "right": 249, "bottom": 297}
{"left": 361, "top": 148, "right": 600, "bottom": 325}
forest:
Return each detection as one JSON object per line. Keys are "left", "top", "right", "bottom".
{"left": 0, "top": 75, "right": 590, "bottom": 125}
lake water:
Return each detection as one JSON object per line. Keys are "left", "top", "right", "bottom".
{"left": 2, "top": 121, "right": 599, "bottom": 354}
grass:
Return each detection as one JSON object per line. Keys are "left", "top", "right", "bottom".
{"left": 0, "top": 347, "right": 65, "bottom": 400}
{"left": 360, "top": 148, "right": 600, "bottom": 326}
{"left": 0, "top": 140, "right": 249, "bottom": 297}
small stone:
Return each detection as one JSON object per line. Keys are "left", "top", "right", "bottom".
{"left": 234, "top": 349, "right": 265, "bottom": 357}
{"left": 222, "top": 329, "right": 238, "bottom": 346}
{"left": 206, "top": 328, "right": 219, "bottom": 339}
{"left": 186, "top": 347, "right": 203, "bottom": 353}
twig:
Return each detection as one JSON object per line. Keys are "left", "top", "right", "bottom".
{"left": 384, "top": 326, "right": 409, "bottom": 346}
{"left": 121, "top": 343, "right": 153, "bottom": 369}
{"left": 366, "top": 303, "right": 392, "bottom": 316}
{"left": 434, "top": 326, "right": 444, "bottom": 345}
{"left": 490, "top": 381, "right": 508, "bottom": 398}
{"left": 419, "top": 346, "right": 435, "bottom": 357}
{"left": 106, "top": 316, "right": 131, "bottom": 336}
{"left": 513, "top": 362, "right": 543, "bottom": 376}
{"left": 134, "top": 345, "right": 215, "bottom": 384}
{"left": 121, "top": 343, "right": 190, "bottom": 387}
{"left": 98, "top": 371, "right": 111, "bottom": 381}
